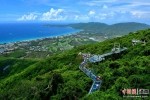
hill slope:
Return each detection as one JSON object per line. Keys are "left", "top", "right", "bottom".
{"left": 0, "top": 28, "right": 150, "bottom": 100}
{"left": 102, "top": 22, "right": 150, "bottom": 35}
{"left": 45, "top": 22, "right": 150, "bottom": 36}
{"left": 69, "top": 22, "right": 109, "bottom": 31}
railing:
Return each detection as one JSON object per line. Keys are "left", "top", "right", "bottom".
{"left": 88, "top": 47, "right": 127, "bottom": 63}
{"left": 79, "top": 57, "right": 102, "bottom": 94}
{"left": 79, "top": 47, "right": 127, "bottom": 94}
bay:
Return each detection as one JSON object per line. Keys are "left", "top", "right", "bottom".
{"left": 0, "top": 23, "right": 80, "bottom": 44}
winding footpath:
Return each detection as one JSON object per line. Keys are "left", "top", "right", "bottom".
{"left": 79, "top": 47, "right": 127, "bottom": 94}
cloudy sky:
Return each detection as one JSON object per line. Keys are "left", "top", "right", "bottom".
{"left": 0, "top": 0, "right": 150, "bottom": 24}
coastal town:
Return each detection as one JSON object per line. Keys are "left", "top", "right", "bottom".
{"left": 0, "top": 31, "right": 109, "bottom": 58}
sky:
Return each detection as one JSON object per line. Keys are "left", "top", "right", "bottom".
{"left": 0, "top": 0, "right": 150, "bottom": 24}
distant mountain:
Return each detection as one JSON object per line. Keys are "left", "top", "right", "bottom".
{"left": 101, "top": 22, "right": 150, "bottom": 35}
{"left": 68, "top": 22, "right": 109, "bottom": 31}
{"left": 44, "top": 22, "right": 150, "bottom": 36}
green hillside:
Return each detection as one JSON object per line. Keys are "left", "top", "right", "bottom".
{"left": 70, "top": 22, "right": 150, "bottom": 36}
{"left": 69, "top": 22, "right": 109, "bottom": 31}
{"left": 45, "top": 22, "right": 150, "bottom": 36}
{"left": 102, "top": 22, "right": 150, "bottom": 35}
{"left": 0, "top": 28, "right": 150, "bottom": 100}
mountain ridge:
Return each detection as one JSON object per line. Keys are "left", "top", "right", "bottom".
{"left": 44, "top": 22, "right": 150, "bottom": 36}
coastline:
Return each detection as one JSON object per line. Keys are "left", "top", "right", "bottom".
{"left": 0, "top": 28, "right": 97, "bottom": 58}
{"left": 0, "top": 29, "right": 82, "bottom": 45}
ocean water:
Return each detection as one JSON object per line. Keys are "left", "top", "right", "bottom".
{"left": 0, "top": 23, "right": 81, "bottom": 44}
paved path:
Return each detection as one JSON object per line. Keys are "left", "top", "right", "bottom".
{"left": 79, "top": 47, "right": 127, "bottom": 94}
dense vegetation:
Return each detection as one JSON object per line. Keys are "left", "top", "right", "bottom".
{"left": 0, "top": 28, "right": 150, "bottom": 100}
{"left": 69, "top": 22, "right": 108, "bottom": 31}
{"left": 0, "top": 33, "right": 97, "bottom": 59}
{"left": 45, "top": 22, "right": 150, "bottom": 36}
{"left": 102, "top": 22, "right": 150, "bottom": 35}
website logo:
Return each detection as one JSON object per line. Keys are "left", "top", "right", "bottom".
{"left": 122, "top": 88, "right": 149, "bottom": 98}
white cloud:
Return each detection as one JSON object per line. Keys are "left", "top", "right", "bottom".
{"left": 73, "top": 15, "right": 89, "bottom": 21}
{"left": 115, "top": 0, "right": 150, "bottom": 6}
{"left": 88, "top": 11, "right": 95, "bottom": 15}
{"left": 74, "top": 15, "right": 79, "bottom": 20}
{"left": 17, "top": 13, "right": 37, "bottom": 21}
{"left": 40, "top": 8, "right": 67, "bottom": 21}
{"left": 78, "top": 0, "right": 116, "bottom": 6}
{"left": 109, "top": 12, "right": 115, "bottom": 17}
{"left": 99, "top": 13, "right": 107, "bottom": 17}
{"left": 80, "top": 15, "right": 89, "bottom": 20}
{"left": 100, "top": 17, "right": 105, "bottom": 20}
{"left": 93, "top": 13, "right": 107, "bottom": 20}
{"left": 103, "top": 5, "right": 108, "bottom": 9}
{"left": 40, "top": 8, "right": 91, "bottom": 21}
{"left": 130, "top": 11, "right": 150, "bottom": 19}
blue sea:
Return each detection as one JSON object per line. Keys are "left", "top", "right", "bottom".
{"left": 0, "top": 23, "right": 81, "bottom": 44}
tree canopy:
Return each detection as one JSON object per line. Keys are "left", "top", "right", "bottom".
{"left": 0, "top": 28, "right": 150, "bottom": 100}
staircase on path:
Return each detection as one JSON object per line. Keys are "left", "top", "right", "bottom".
{"left": 79, "top": 44, "right": 127, "bottom": 94}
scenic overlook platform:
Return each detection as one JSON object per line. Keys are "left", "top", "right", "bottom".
{"left": 79, "top": 44, "right": 127, "bottom": 94}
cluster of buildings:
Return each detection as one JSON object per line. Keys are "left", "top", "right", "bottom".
{"left": 0, "top": 42, "right": 30, "bottom": 54}
{"left": 0, "top": 43, "right": 16, "bottom": 53}
{"left": 29, "top": 46, "right": 48, "bottom": 52}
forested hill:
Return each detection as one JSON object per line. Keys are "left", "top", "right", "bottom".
{"left": 68, "top": 22, "right": 108, "bottom": 31}
{"left": 44, "top": 22, "right": 150, "bottom": 35}
{"left": 102, "top": 22, "right": 150, "bottom": 35}
{"left": 0, "top": 28, "right": 150, "bottom": 100}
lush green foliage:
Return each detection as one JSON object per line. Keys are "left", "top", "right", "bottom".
{"left": 3, "top": 49, "right": 26, "bottom": 58}
{"left": 45, "top": 22, "right": 150, "bottom": 35}
{"left": 69, "top": 22, "right": 108, "bottom": 31}
{"left": 69, "top": 22, "right": 150, "bottom": 36}
{"left": 0, "top": 28, "right": 150, "bottom": 100}
{"left": 102, "top": 22, "right": 150, "bottom": 35}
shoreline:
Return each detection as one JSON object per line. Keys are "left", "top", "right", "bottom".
{"left": 0, "top": 30, "right": 82, "bottom": 45}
